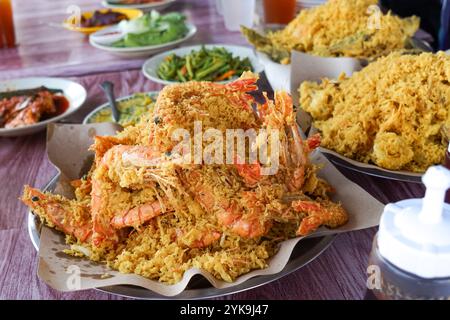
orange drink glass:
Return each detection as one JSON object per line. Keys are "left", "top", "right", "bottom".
{"left": 0, "top": 0, "right": 16, "bottom": 48}
{"left": 263, "top": 0, "right": 297, "bottom": 24}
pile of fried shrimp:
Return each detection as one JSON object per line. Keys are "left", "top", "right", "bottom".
{"left": 21, "top": 72, "right": 348, "bottom": 284}
{"left": 300, "top": 52, "right": 450, "bottom": 173}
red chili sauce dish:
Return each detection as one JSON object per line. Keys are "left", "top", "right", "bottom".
{"left": 0, "top": 86, "right": 69, "bottom": 128}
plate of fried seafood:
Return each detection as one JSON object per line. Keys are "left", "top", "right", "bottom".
{"left": 298, "top": 51, "right": 450, "bottom": 182}
{"left": 22, "top": 72, "right": 383, "bottom": 297}
{"left": 0, "top": 77, "right": 86, "bottom": 137}
{"left": 27, "top": 174, "right": 338, "bottom": 299}
{"left": 241, "top": 0, "right": 421, "bottom": 91}
{"left": 242, "top": 0, "right": 420, "bottom": 64}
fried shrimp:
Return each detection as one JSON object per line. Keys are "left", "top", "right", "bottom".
{"left": 22, "top": 72, "right": 347, "bottom": 284}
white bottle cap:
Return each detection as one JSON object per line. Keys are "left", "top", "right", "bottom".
{"left": 378, "top": 165, "right": 450, "bottom": 278}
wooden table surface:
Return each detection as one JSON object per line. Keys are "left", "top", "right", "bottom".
{"left": 0, "top": 0, "right": 425, "bottom": 300}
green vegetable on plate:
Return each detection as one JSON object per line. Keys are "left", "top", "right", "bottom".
{"left": 112, "top": 11, "right": 188, "bottom": 48}
{"left": 156, "top": 46, "right": 254, "bottom": 82}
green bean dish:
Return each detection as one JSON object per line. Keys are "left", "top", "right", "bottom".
{"left": 157, "top": 46, "right": 254, "bottom": 82}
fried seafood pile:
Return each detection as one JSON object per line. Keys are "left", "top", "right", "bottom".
{"left": 242, "top": 0, "right": 419, "bottom": 64}
{"left": 22, "top": 73, "right": 347, "bottom": 284}
{"left": 300, "top": 52, "right": 450, "bottom": 172}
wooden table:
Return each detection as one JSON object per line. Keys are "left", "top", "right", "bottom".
{"left": 0, "top": 0, "right": 425, "bottom": 300}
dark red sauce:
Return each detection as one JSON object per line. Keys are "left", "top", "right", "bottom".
{"left": 53, "top": 95, "right": 69, "bottom": 115}
{"left": 41, "top": 95, "right": 70, "bottom": 121}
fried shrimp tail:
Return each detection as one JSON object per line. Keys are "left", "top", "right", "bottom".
{"left": 292, "top": 199, "right": 349, "bottom": 236}
{"left": 21, "top": 186, "right": 92, "bottom": 243}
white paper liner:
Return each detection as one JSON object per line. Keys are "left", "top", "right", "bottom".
{"left": 257, "top": 50, "right": 363, "bottom": 94}
{"left": 37, "top": 123, "right": 383, "bottom": 297}
{"left": 256, "top": 51, "right": 291, "bottom": 92}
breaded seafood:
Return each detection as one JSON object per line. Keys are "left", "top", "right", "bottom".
{"left": 22, "top": 73, "right": 348, "bottom": 284}
{"left": 300, "top": 52, "right": 450, "bottom": 172}
{"left": 242, "top": 0, "right": 419, "bottom": 64}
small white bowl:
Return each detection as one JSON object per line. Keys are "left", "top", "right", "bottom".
{"left": 0, "top": 77, "right": 86, "bottom": 137}
{"left": 142, "top": 44, "right": 265, "bottom": 85}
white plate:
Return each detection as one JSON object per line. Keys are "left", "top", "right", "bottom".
{"left": 142, "top": 44, "right": 265, "bottom": 85}
{"left": 89, "top": 22, "right": 197, "bottom": 58}
{"left": 101, "top": 0, "right": 176, "bottom": 11}
{"left": 300, "top": 125, "right": 423, "bottom": 183}
{"left": 318, "top": 147, "right": 423, "bottom": 183}
{"left": 0, "top": 78, "right": 86, "bottom": 137}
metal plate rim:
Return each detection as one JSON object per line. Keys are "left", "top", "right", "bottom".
{"left": 320, "top": 149, "right": 423, "bottom": 184}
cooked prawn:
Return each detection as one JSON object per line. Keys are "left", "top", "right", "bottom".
{"left": 22, "top": 186, "right": 92, "bottom": 243}
{"left": 111, "top": 200, "right": 164, "bottom": 229}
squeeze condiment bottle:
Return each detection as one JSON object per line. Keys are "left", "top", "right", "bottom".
{"left": 445, "top": 142, "right": 450, "bottom": 203}
{"left": 367, "top": 165, "right": 450, "bottom": 300}
{"left": 445, "top": 142, "right": 450, "bottom": 169}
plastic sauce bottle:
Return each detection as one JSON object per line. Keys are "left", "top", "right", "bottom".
{"left": 446, "top": 143, "right": 450, "bottom": 169}
{"left": 445, "top": 143, "right": 450, "bottom": 204}
{"left": 367, "top": 165, "right": 450, "bottom": 299}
